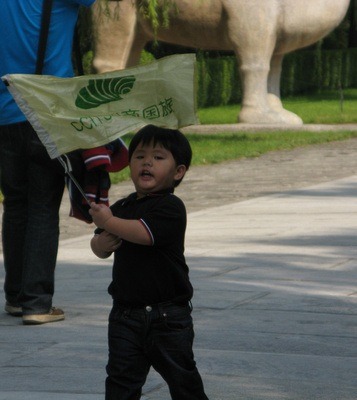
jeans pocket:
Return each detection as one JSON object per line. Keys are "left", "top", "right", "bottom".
{"left": 109, "top": 307, "right": 129, "bottom": 322}
{"left": 163, "top": 309, "right": 193, "bottom": 332}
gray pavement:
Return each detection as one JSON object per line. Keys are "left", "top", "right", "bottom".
{"left": 1, "top": 172, "right": 356, "bottom": 399}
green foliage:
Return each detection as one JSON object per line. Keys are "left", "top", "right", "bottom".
{"left": 81, "top": 50, "right": 94, "bottom": 74}
{"left": 139, "top": 49, "right": 156, "bottom": 65}
{"left": 138, "top": 0, "right": 177, "bottom": 33}
{"left": 282, "top": 48, "right": 357, "bottom": 96}
{"left": 196, "top": 48, "right": 357, "bottom": 108}
{"left": 138, "top": 0, "right": 159, "bottom": 33}
{"left": 195, "top": 53, "right": 209, "bottom": 109}
{"left": 196, "top": 56, "right": 241, "bottom": 108}
{"left": 96, "top": 0, "right": 175, "bottom": 35}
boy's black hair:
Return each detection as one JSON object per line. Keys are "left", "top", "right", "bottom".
{"left": 129, "top": 125, "right": 192, "bottom": 187}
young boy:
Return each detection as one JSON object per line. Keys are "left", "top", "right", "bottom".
{"left": 89, "top": 125, "right": 209, "bottom": 400}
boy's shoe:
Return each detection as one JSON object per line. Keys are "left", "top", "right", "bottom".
{"left": 22, "top": 307, "right": 65, "bottom": 325}
{"left": 4, "top": 302, "right": 23, "bottom": 317}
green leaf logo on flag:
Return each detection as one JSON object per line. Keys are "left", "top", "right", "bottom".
{"left": 75, "top": 75, "right": 136, "bottom": 109}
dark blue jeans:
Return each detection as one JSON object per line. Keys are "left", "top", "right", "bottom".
{"left": 0, "top": 121, "right": 65, "bottom": 314}
{"left": 106, "top": 302, "right": 209, "bottom": 400}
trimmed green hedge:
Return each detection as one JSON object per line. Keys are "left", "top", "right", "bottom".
{"left": 196, "top": 48, "right": 357, "bottom": 108}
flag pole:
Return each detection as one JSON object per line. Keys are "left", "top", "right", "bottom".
{"left": 57, "top": 155, "right": 91, "bottom": 206}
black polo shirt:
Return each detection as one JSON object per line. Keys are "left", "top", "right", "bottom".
{"left": 104, "top": 190, "right": 193, "bottom": 306}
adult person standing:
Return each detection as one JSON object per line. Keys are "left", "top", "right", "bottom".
{"left": 0, "top": 0, "right": 97, "bottom": 325}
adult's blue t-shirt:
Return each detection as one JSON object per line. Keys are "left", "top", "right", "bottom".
{"left": 0, "top": 0, "right": 95, "bottom": 126}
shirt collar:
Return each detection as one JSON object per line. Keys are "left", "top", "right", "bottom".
{"left": 146, "top": 187, "right": 174, "bottom": 197}
{"left": 125, "top": 187, "right": 174, "bottom": 204}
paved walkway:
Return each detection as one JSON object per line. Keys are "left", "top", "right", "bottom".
{"left": 1, "top": 179, "right": 356, "bottom": 400}
{"left": 0, "top": 130, "right": 357, "bottom": 399}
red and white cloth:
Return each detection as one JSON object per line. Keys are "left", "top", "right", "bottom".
{"left": 67, "top": 138, "right": 129, "bottom": 223}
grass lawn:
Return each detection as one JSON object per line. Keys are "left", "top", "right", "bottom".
{"left": 197, "top": 89, "right": 357, "bottom": 125}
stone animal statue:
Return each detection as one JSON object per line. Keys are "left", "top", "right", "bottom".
{"left": 91, "top": 0, "right": 350, "bottom": 125}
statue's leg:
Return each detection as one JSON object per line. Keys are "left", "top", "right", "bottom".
{"left": 225, "top": 0, "right": 300, "bottom": 124}
{"left": 267, "top": 53, "right": 283, "bottom": 107}
{"left": 228, "top": 10, "right": 277, "bottom": 122}
{"left": 237, "top": 56, "right": 272, "bottom": 124}
{"left": 267, "top": 54, "right": 303, "bottom": 125}
{"left": 125, "top": 26, "right": 148, "bottom": 68}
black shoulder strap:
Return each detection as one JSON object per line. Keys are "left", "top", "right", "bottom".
{"left": 35, "top": 0, "right": 84, "bottom": 76}
{"left": 35, "top": 0, "right": 54, "bottom": 75}
{"left": 73, "top": 20, "right": 84, "bottom": 76}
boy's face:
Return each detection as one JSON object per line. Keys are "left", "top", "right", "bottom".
{"left": 130, "top": 140, "right": 186, "bottom": 198}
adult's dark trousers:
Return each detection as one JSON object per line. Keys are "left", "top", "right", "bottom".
{"left": 106, "top": 302, "right": 209, "bottom": 400}
{"left": 0, "top": 121, "right": 65, "bottom": 314}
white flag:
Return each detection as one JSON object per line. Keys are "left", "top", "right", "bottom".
{"left": 2, "top": 54, "right": 198, "bottom": 159}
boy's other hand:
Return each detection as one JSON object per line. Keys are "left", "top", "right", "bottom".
{"left": 96, "top": 231, "right": 122, "bottom": 253}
